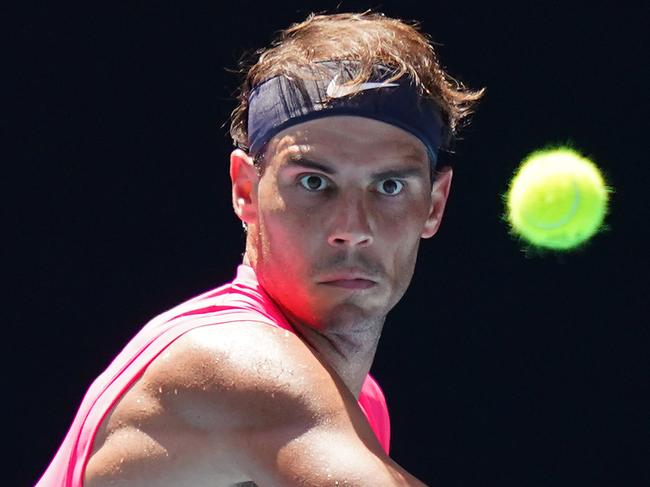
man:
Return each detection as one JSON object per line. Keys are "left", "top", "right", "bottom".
{"left": 37, "top": 11, "right": 483, "bottom": 486}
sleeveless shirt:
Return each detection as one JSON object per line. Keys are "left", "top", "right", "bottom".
{"left": 36, "top": 264, "right": 390, "bottom": 486}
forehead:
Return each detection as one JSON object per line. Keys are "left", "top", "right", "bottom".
{"left": 264, "top": 116, "right": 429, "bottom": 166}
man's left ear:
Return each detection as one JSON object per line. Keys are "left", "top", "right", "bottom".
{"left": 421, "top": 166, "right": 453, "bottom": 239}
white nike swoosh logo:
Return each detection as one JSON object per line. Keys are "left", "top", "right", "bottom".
{"left": 326, "top": 75, "right": 399, "bottom": 98}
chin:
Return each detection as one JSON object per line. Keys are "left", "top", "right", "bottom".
{"left": 323, "top": 294, "right": 392, "bottom": 322}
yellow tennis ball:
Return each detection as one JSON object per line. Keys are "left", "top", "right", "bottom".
{"left": 504, "top": 146, "right": 610, "bottom": 251}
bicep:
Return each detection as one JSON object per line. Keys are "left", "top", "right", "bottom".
{"left": 243, "top": 418, "right": 426, "bottom": 486}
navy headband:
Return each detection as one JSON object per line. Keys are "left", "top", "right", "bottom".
{"left": 246, "top": 61, "right": 445, "bottom": 167}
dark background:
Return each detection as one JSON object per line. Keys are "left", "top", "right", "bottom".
{"left": 9, "top": 2, "right": 648, "bottom": 486}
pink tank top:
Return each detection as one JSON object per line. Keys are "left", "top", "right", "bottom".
{"left": 36, "top": 265, "right": 390, "bottom": 486}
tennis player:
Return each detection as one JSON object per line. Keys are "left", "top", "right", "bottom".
{"left": 37, "top": 11, "right": 483, "bottom": 486}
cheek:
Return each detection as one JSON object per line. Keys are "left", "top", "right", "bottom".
{"left": 259, "top": 203, "right": 316, "bottom": 249}
{"left": 255, "top": 185, "right": 317, "bottom": 266}
{"left": 257, "top": 185, "right": 325, "bottom": 249}
{"left": 374, "top": 201, "right": 429, "bottom": 277}
{"left": 382, "top": 232, "right": 421, "bottom": 309}
{"left": 384, "top": 228, "right": 420, "bottom": 278}
{"left": 376, "top": 197, "right": 431, "bottom": 244}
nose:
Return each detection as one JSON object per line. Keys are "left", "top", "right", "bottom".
{"left": 327, "top": 191, "right": 375, "bottom": 248}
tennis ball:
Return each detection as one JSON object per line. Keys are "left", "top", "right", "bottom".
{"left": 504, "top": 146, "right": 610, "bottom": 251}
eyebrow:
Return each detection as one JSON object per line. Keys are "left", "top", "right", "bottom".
{"left": 372, "top": 167, "right": 427, "bottom": 180}
{"left": 286, "top": 155, "right": 427, "bottom": 179}
{"left": 286, "top": 156, "right": 336, "bottom": 175}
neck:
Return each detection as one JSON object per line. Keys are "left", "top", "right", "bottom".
{"left": 288, "top": 312, "right": 385, "bottom": 399}
{"left": 243, "top": 253, "right": 385, "bottom": 398}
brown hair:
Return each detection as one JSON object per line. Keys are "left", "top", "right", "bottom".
{"left": 229, "top": 11, "right": 485, "bottom": 155}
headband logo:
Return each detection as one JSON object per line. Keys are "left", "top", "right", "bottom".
{"left": 326, "top": 74, "right": 399, "bottom": 98}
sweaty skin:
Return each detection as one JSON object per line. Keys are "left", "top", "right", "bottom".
{"left": 235, "top": 116, "right": 452, "bottom": 398}
{"left": 84, "top": 116, "right": 452, "bottom": 486}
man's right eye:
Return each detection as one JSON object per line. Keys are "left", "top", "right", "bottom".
{"left": 298, "top": 174, "right": 329, "bottom": 191}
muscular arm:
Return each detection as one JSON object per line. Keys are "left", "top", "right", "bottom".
{"left": 85, "top": 322, "right": 427, "bottom": 486}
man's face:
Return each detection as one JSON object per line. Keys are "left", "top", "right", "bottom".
{"left": 232, "top": 116, "right": 452, "bottom": 330}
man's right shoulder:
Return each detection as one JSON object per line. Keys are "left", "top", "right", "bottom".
{"left": 87, "top": 321, "right": 425, "bottom": 486}
{"left": 143, "top": 321, "right": 343, "bottom": 432}
{"left": 86, "top": 321, "right": 342, "bottom": 485}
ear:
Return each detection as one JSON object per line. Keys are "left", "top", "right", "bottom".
{"left": 230, "top": 149, "right": 259, "bottom": 225}
{"left": 421, "top": 166, "right": 453, "bottom": 239}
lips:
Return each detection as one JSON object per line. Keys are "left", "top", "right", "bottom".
{"left": 321, "top": 279, "right": 376, "bottom": 289}
{"left": 318, "top": 269, "right": 378, "bottom": 289}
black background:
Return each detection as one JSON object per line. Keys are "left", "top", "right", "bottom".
{"left": 9, "top": 2, "right": 648, "bottom": 486}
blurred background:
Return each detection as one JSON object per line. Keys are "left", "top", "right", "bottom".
{"left": 8, "top": 2, "right": 648, "bottom": 486}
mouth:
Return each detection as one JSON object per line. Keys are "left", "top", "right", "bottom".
{"left": 317, "top": 270, "right": 379, "bottom": 290}
{"left": 320, "top": 278, "right": 377, "bottom": 289}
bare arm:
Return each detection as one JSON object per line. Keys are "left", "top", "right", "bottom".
{"left": 85, "top": 322, "right": 427, "bottom": 486}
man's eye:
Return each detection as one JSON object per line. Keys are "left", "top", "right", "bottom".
{"left": 298, "top": 174, "right": 328, "bottom": 191}
{"left": 377, "top": 179, "right": 404, "bottom": 195}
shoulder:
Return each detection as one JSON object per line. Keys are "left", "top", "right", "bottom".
{"left": 86, "top": 321, "right": 404, "bottom": 485}
{"left": 142, "top": 321, "right": 348, "bottom": 431}
{"left": 85, "top": 321, "right": 347, "bottom": 485}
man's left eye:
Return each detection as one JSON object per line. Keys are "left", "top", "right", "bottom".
{"left": 376, "top": 179, "right": 404, "bottom": 195}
